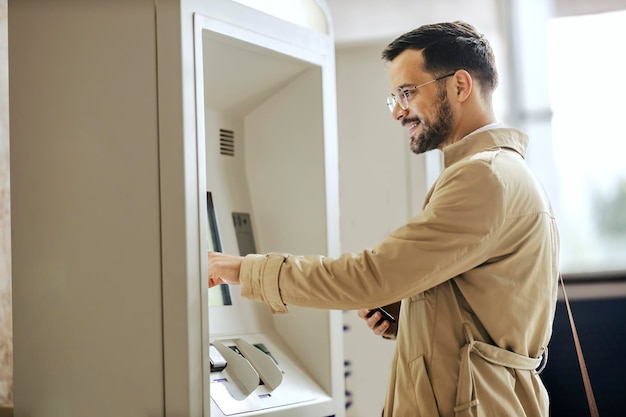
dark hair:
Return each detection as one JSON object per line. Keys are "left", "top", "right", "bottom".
{"left": 382, "top": 21, "right": 498, "bottom": 93}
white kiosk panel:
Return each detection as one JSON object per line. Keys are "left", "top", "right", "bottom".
{"left": 193, "top": 3, "right": 344, "bottom": 416}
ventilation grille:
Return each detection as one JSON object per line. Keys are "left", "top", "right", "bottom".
{"left": 219, "top": 129, "right": 235, "bottom": 156}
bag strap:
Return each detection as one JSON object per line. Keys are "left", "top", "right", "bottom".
{"left": 559, "top": 273, "right": 600, "bottom": 417}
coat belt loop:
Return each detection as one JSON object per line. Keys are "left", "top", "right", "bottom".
{"left": 455, "top": 324, "right": 480, "bottom": 415}
{"left": 535, "top": 346, "right": 549, "bottom": 374}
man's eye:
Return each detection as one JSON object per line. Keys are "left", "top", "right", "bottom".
{"left": 401, "top": 89, "right": 413, "bottom": 98}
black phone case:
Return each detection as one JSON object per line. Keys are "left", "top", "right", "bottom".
{"left": 366, "top": 307, "right": 397, "bottom": 325}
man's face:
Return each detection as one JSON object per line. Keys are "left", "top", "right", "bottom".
{"left": 388, "top": 50, "right": 455, "bottom": 154}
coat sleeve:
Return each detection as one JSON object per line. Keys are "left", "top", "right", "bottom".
{"left": 240, "top": 156, "right": 507, "bottom": 313}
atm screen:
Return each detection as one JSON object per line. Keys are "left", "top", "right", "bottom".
{"left": 207, "top": 192, "right": 232, "bottom": 306}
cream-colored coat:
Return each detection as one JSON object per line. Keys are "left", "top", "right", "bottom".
{"left": 240, "top": 128, "right": 560, "bottom": 417}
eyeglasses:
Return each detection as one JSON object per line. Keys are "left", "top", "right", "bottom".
{"left": 386, "top": 72, "right": 456, "bottom": 113}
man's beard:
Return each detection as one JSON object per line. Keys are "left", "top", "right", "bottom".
{"left": 409, "top": 89, "right": 455, "bottom": 155}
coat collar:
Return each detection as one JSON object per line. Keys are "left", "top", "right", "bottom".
{"left": 443, "top": 127, "right": 529, "bottom": 168}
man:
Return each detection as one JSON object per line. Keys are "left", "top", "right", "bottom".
{"left": 209, "top": 21, "right": 559, "bottom": 417}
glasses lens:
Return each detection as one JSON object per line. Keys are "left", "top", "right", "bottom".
{"left": 386, "top": 96, "right": 396, "bottom": 112}
{"left": 397, "top": 88, "right": 408, "bottom": 110}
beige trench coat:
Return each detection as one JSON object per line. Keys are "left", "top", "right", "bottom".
{"left": 240, "top": 127, "right": 560, "bottom": 417}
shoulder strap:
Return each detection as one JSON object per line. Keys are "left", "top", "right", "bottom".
{"left": 559, "top": 273, "right": 600, "bottom": 417}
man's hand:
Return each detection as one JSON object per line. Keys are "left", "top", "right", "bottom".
{"left": 357, "top": 302, "right": 401, "bottom": 338}
{"left": 208, "top": 251, "right": 244, "bottom": 288}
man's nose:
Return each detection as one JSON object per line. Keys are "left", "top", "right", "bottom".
{"left": 392, "top": 103, "right": 407, "bottom": 121}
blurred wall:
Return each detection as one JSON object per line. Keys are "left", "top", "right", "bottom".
{"left": 553, "top": 0, "right": 626, "bottom": 16}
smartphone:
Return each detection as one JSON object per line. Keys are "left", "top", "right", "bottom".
{"left": 366, "top": 307, "right": 397, "bottom": 326}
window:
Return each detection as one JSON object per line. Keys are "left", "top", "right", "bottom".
{"left": 546, "top": 10, "right": 626, "bottom": 274}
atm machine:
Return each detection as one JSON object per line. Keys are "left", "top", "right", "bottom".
{"left": 9, "top": 0, "right": 344, "bottom": 415}
{"left": 194, "top": 2, "right": 344, "bottom": 416}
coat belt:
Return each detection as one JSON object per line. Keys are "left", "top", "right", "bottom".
{"left": 454, "top": 324, "right": 545, "bottom": 415}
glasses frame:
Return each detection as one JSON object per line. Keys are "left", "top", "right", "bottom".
{"left": 386, "top": 72, "right": 456, "bottom": 113}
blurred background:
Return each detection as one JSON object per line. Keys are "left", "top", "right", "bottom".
{"left": 323, "top": 0, "right": 626, "bottom": 416}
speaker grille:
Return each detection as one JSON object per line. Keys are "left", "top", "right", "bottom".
{"left": 219, "top": 129, "right": 234, "bottom": 156}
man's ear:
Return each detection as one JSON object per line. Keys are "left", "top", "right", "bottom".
{"left": 453, "top": 70, "right": 473, "bottom": 102}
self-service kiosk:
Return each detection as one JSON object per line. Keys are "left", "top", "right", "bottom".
{"left": 194, "top": 3, "right": 344, "bottom": 416}
{"left": 9, "top": 1, "right": 344, "bottom": 416}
